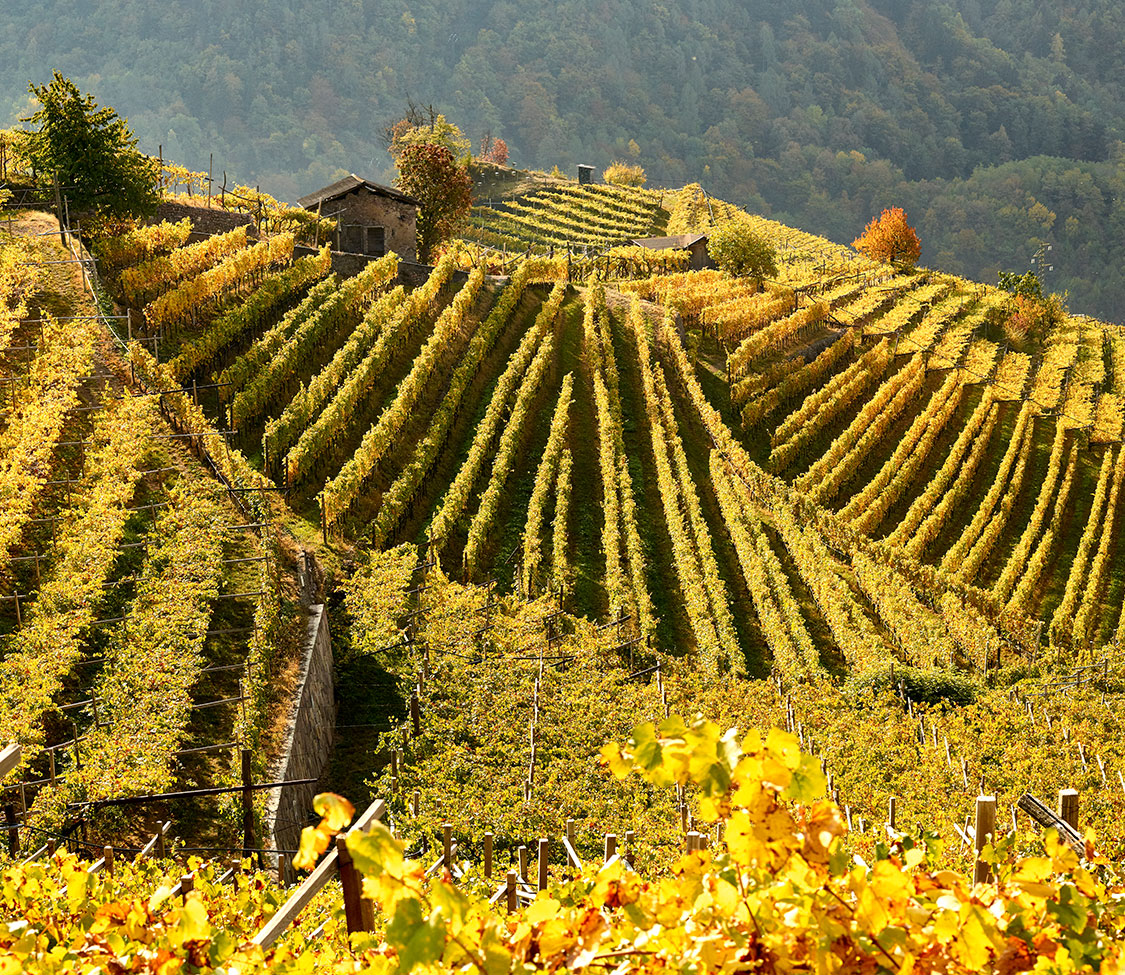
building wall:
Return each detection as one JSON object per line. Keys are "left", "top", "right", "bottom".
{"left": 688, "top": 239, "right": 714, "bottom": 270}
{"left": 326, "top": 188, "right": 417, "bottom": 261}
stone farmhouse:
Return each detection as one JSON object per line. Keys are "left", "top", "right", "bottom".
{"left": 298, "top": 174, "right": 419, "bottom": 261}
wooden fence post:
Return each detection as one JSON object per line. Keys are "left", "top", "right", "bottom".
{"left": 973, "top": 795, "right": 997, "bottom": 884}
{"left": 518, "top": 844, "right": 528, "bottom": 881}
{"left": 505, "top": 870, "right": 517, "bottom": 912}
{"left": 1058, "top": 788, "right": 1079, "bottom": 831}
{"left": 888, "top": 796, "right": 897, "bottom": 831}
{"left": 336, "top": 835, "right": 372, "bottom": 934}
{"left": 483, "top": 832, "right": 493, "bottom": 880}
{"left": 156, "top": 821, "right": 166, "bottom": 859}
{"left": 4, "top": 804, "right": 17, "bottom": 857}
{"left": 241, "top": 749, "right": 256, "bottom": 858}
{"left": 180, "top": 873, "right": 195, "bottom": 903}
{"left": 104, "top": 845, "right": 114, "bottom": 878}
{"left": 410, "top": 690, "right": 421, "bottom": 737}
{"left": 604, "top": 833, "right": 617, "bottom": 863}
{"left": 537, "top": 838, "right": 549, "bottom": 891}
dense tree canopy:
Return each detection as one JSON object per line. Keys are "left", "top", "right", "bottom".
{"left": 707, "top": 219, "right": 778, "bottom": 284}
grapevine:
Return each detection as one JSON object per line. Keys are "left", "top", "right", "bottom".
{"left": 168, "top": 245, "right": 331, "bottom": 380}
{"left": 520, "top": 373, "right": 573, "bottom": 597}
{"left": 370, "top": 262, "right": 540, "bottom": 549}
{"left": 428, "top": 279, "right": 564, "bottom": 556}
{"left": 230, "top": 252, "right": 398, "bottom": 428}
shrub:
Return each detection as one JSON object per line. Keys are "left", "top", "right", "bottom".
{"left": 603, "top": 161, "right": 646, "bottom": 187}
{"left": 846, "top": 663, "right": 979, "bottom": 707}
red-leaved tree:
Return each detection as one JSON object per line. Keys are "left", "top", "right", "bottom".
{"left": 395, "top": 142, "right": 473, "bottom": 263}
{"left": 479, "top": 132, "right": 510, "bottom": 165}
{"left": 485, "top": 137, "right": 509, "bottom": 165}
{"left": 853, "top": 206, "right": 921, "bottom": 267}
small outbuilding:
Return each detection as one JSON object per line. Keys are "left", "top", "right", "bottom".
{"left": 630, "top": 233, "right": 713, "bottom": 271}
{"left": 298, "top": 174, "right": 419, "bottom": 261}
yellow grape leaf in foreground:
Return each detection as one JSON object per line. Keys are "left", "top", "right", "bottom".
{"left": 293, "top": 792, "right": 356, "bottom": 869}
{"left": 314, "top": 791, "right": 355, "bottom": 831}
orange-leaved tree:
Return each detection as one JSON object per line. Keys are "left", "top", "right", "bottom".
{"left": 853, "top": 206, "right": 921, "bottom": 267}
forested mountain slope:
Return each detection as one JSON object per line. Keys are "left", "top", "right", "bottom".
{"left": 3, "top": 0, "right": 1125, "bottom": 316}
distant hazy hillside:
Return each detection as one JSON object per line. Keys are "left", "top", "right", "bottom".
{"left": 4, "top": 0, "right": 1125, "bottom": 317}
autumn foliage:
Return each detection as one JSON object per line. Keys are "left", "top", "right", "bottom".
{"left": 853, "top": 206, "right": 922, "bottom": 267}
{"left": 394, "top": 142, "right": 473, "bottom": 263}
{"left": 603, "top": 161, "right": 647, "bottom": 187}
{"left": 479, "top": 133, "right": 509, "bottom": 165}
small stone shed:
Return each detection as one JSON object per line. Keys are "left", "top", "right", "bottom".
{"left": 631, "top": 233, "right": 714, "bottom": 271}
{"left": 298, "top": 174, "right": 419, "bottom": 261}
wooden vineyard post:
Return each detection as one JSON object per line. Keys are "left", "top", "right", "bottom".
{"left": 973, "top": 795, "right": 997, "bottom": 884}
{"left": 1058, "top": 789, "right": 1079, "bottom": 831}
{"left": 180, "top": 873, "right": 195, "bottom": 903}
{"left": 625, "top": 829, "right": 635, "bottom": 867}
{"left": 241, "top": 749, "right": 256, "bottom": 859}
{"left": 104, "top": 845, "right": 114, "bottom": 878}
{"left": 410, "top": 690, "right": 421, "bottom": 737}
{"left": 537, "top": 838, "right": 549, "bottom": 891}
{"left": 4, "top": 804, "right": 17, "bottom": 857}
{"left": 518, "top": 844, "right": 528, "bottom": 881}
{"left": 888, "top": 796, "right": 897, "bottom": 831}
{"left": 505, "top": 870, "right": 517, "bottom": 912}
{"left": 336, "top": 835, "right": 374, "bottom": 934}
{"left": 156, "top": 821, "right": 166, "bottom": 859}
{"left": 483, "top": 832, "right": 493, "bottom": 880}
{"left": 604, "top": 833, "right": 617, "bottom": 863}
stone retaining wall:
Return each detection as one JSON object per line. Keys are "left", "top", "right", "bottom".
{"left": 153, "top": 200, "right": 252, "bottom": 236}
{"left": 264, "top": 602, "right": 335, "bottom": 882}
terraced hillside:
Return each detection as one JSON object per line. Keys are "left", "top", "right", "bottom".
{"left": 87, "top": 186, "right": 1125, "bottom": 679}
{"left": 467, "top": 180, "right": 668, "bottom": 252}
{"left": 0, "top": 214, "right": 292, "bottom": 850}
{"left": 5, "top": 174, "right": 1125, "bottom": 914}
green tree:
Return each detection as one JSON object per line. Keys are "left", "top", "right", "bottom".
{"left": 394, "top": 143, "right": 473, "bottom": 264}
{"left": 19, "top": 72, "right": 159, "bottom": 219}
{"left": 997, "top": 269, "right": 1043, "bottom": 301}
{"left": 706, "top": 218, "right": 778, "bottom": 284}
{"left": 385, "top": 104, "right": 471, "bottom": 163}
